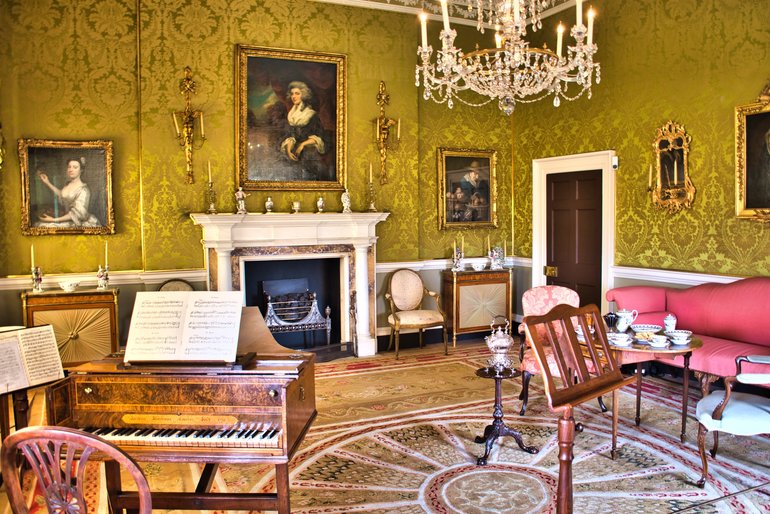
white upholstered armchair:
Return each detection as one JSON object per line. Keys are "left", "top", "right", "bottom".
{"left": 385, "top": 268, "right": 448, "bottom": 359}
{"left": 696, "top": 355, "right": 770, "bottom": 487}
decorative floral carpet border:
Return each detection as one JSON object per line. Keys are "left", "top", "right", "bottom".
{"left": 6, "top": 343, "right": 770, "bottom": 513}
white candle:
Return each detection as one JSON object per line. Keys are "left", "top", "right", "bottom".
{"left": 172, "top": 112, "right": 180, "bottom": 135}
{"left": 369, "top": 162, "right": 373, "bottom": 183}
{"left": 487, "top": 235, "right": 491, "bottom": 253}
{"left": 556, "top": 24, "right": 564, "bottom": 58}
{"left": 419, "top": 12, "right": 428, "bottom": 48}
{"left": 504, "top": 241, "right": 507, "bottom": 257}
{"left": 208, "top": 160, "right": 212, "bottom": 183}
{"left": 495, "top": 33, "right": 503, "bottom": 49}
{"left": 453, "top": 239, "right": 456, "bottom": 254}
{"left": 440, "top": 0, "right": 450, "bottom": 33}
{"left": 104, "top": 241, "right": 108, "bottom": 267}
{"left": 648, "top": 164, "right": 653, "bottom": 189}
{"left": 461, "top": 236, "right": 464, "bottom": 254}
{"left": 397, "top": 118, "right": 401, "bottom": 140}
{"left": 674, "top": 159, "right": 678, "bottom": 184}
{"left": 576, "top": 0, "right": 582, "bottom": 27}
{"left": 587, "top": 8, "right": 595, "bottom": 46}
{"left": 30, "top": 244, "right": 35, "bottom": 268}
{"left": 199, "top": 112, "right": 205, "bottom": 137}
{"left": 513, "top": 0, "right": 520, "bottom": 23}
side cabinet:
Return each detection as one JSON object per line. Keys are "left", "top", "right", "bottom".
{"left": 441, "top": 270, "right": 513, "bottom": 346}
{"left": 21, "top": 288, "right": 119, "bottom": 367}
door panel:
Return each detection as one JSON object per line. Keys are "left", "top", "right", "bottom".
{"left": 546, "top": 170, "right": 603, "bottom": 307}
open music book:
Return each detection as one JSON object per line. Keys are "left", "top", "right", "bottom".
{"left": 124, "top": 291, "right": 243, "bottom": 364}
{"left": 0, "top": 325, "right": 64, "bottom": 393}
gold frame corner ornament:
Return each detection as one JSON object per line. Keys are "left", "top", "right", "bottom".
{"left": 735, "top": 79, "right": 770, "bottom": 223}
{"left": 235, "top": 45, "right": 346, "bottom": 192}
{"left": 437, "top": 147, "right": 498, "bottom": 230}
{"left": 19, "top": 138, "right": 115, "bottom": 236}
{"left": 651, "top": 120, "right": 695, "bottom": 214}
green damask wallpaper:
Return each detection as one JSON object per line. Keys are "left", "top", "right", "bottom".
{"left": 513, "top": 0, "right": 770, "bottom": 276}
{"left": 1, "top": 0, "right": 768, "bottom": 277}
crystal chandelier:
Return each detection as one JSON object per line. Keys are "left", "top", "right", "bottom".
{"left": 416, "top": 0, "right": 600, "bottom": 115}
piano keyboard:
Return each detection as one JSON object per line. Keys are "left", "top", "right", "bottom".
{"left": 84, "top": 423, "right": 282, "bottom": 448}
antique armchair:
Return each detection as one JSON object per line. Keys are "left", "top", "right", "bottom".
{"left": 2, "top": 425, "right": 152, "bottom": 513}
{"left": 518, "top": 285, "right": 606, "bottom": 416}
{"left": 696, "top": 355, "right": 770, "bottom": 487}
{"left": 523, "top": 303, "right": 636, "bottom": 514}
{"left": 385, "top": 268, "right": 448, "bottom": 359}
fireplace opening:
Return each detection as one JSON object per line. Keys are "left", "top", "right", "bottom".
{"left": 244, "top": 258, "right": 341, "bottom": 350}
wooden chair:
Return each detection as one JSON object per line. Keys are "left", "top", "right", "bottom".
{"left": 696, "top": 355, "right": 770, "bottom": 488}
{"left": 523, "top": 303, "right": 636, "bottom": 514}
{"left": 385, "top": 268, "right": 448, "bottom": 359}
{"left": 1, "top": 425, "right": 152, "bottom": 514}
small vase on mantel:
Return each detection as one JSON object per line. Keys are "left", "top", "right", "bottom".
{"left": 265, "top": 196, "right": 274, "bottom": 213}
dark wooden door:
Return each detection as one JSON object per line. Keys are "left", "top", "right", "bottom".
{"left": 546, "top": 170, "right": 603, "bottom": 307}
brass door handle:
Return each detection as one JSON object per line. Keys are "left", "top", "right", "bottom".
{"left": 543, "top": 265, "right": 558, "bottom": 278}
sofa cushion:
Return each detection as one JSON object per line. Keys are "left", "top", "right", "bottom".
{"left": 606, "top": 286, "right": 668, "bottom": 313}
{"left": 635, "top": 311, "right": 672, "bottom": 327}
{"left": 656, "top": 334, "right": 770, "bottom": 378}
{"left": 666, "top": 277, "right": 770, "bottom": 347}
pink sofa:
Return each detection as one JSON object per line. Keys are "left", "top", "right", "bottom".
{"left": 605, "top": 277, "right": 770, "bottom": 385}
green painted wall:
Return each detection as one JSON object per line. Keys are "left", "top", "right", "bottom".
{"left": 513, "top": 0, "right": 770, "bottom": 276}
{"left": 0, "top": 0, "right": 510, "bottom": 276}
{"left": 2, "top": 0, "right": 768, "bottom": 278}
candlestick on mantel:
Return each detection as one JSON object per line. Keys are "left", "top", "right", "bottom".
{"left": 30, "top": 244, "right": 35, "bottom": 268}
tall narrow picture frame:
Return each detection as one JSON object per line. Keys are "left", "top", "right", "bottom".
{"left": 236, "top": 45, "right": 346, "bottom": 191}
{"left": 438, "top": 147, "right": 497, "bottom": 229}
{"left": 19, "top": 139, "right": 115, "bottom": 235}
{"left": 736, "top": 82, "right": 770, "bottom": 222}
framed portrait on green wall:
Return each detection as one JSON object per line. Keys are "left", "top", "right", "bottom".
{"left": 736, "top": 85, "right": 770, "bottom": 221}
{"left": 236, "top": 45, "right": 346, "bottom": 191}
{"left": 438, "top": 147, "right": 498, "bottom": 230}
{"left": 19, "top": 139, "right": 115, "bottom": 236}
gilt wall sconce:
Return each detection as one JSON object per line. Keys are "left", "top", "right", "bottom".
{"left": 172, "top": 66, "right": 206, "bottom": 183}
{"left": 373, "top": 81, "right": 400, "bottom": 185}
{"left": 650, "top": 120, "right": 695, "bottom": 213}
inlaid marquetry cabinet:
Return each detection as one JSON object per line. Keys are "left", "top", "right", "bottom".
{"left": 21, "top": 288, "right": 119, "bottom": 367}
{"left": 441, "top": 269, "right": 513, "bottom": 346}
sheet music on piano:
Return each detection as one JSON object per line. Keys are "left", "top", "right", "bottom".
{"left": 124, "top": 291, "right": 243, "bottom": 364}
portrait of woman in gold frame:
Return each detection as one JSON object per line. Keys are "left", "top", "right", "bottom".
{"left": 735, "top": 82, "right": 770, "bottom": 222}
{"left": 438, "top": 148, "right": 497, "bottom": 230}
{"left": 19, "top": 139, "right": 115, "bottom": 236}
{"left": 235, "top": 45, "right": 346, "bottom": 191}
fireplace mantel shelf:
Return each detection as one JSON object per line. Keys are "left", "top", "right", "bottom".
{"left": 190, "top": 212, "right": 390, "bottom": 357}
{"left": 191, "top": 212, "right": 390, "bottom": 248}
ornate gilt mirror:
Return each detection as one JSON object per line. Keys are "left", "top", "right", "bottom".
{"left": 651, "top": 120, "right": 694, "bottom": 212}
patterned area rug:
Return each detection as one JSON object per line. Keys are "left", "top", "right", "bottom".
{"left": 3, "top": 342, "right": 769, "bottom": 513}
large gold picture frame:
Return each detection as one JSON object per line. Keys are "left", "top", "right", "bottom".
{"left": 736, "top": 82, "right": 770, "bottom": 222}
{"left": 236, "top": 45, "right": 346, "bottom": 191}
{"left": 438, "top": 147, "right": 497, "bottom": 229}
{"left": 19, "top": 139, "right": 115, "bottom": 236}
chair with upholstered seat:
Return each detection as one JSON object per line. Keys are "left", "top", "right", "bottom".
{"left": 1, "top": 425, "right": 152, "bottom": 514}
{"left": 523, "top": 303, "right": 636, "bottom": 514}
{"left": 385, "top": 268, "right": 448, "bottom": 359}
{"left": 518, "top": 285, "right": 595, "bottom": 415}
{"left": 696, "top": 355, "right": 770, "bottom": 488}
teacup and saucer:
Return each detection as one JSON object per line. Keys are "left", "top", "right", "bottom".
{"left": 665, "top": 329, "right": 692, "bottom": 345}
{"left": 649, "top": 334, "right": 670, "bottom": 348}
{"left": 608, "top": 332, "right": 633, "bottom": 347}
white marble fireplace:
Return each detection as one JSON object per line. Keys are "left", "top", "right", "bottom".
{"left": 190, "top": 212, "right": 389, "bottom": 356}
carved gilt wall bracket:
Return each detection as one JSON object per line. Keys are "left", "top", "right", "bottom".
{"left": 373, "top": 81, "right": 400, "bottom": 185}
{"left": 172, "top": 66, "right": 206, "bottom": 184}
{"left": 651, "top": 120, "right": 694, "bottom": 213}
{"left": 735, "top": 78, "right": 770, "bottom": 223}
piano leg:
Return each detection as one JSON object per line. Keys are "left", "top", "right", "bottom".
{"left": 105, "top": 460, "right": 139, "bottom": 514}
{"left": 276, "top": 463, "right": 291, "bottom": 514}
{"left": 196, "top": 463, "right": 219, "bottom": 493}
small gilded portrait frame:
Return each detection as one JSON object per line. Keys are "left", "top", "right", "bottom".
{"left": 19, "top": 139, "right": 115, "bottom": 236}
{"left": 438, "top": 147, "right": 498, "bottom": 230}
{"left": 735, "top": 81, "right": 770, "bottom": 222}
